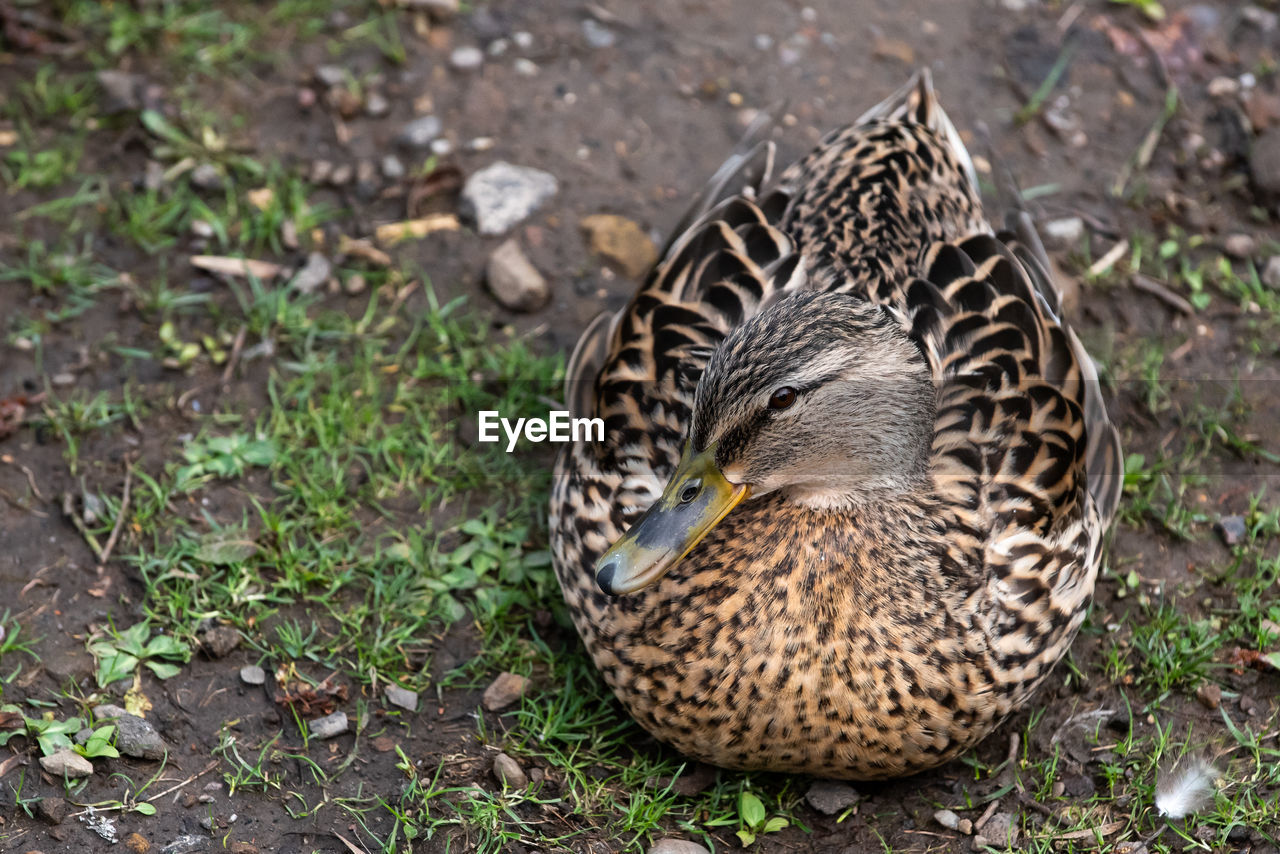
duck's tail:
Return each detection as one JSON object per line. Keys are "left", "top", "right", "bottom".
{"left": 856, "top": 68, "right": 979, "bottom": 194}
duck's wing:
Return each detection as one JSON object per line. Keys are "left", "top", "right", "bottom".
{"left": 901, "top": 233, "right": 1121, "bottom": 690}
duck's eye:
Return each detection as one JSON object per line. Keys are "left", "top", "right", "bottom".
{"left": 768, "top": 387, "right": 797, "bottom": 410}
{"left": 679, "top": 481, "right": 701, "bottom": 503}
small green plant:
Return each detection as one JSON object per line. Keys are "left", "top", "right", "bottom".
{"left": 88, "top": 621, "right": 192, "bottom": 688}
{"left": 1111, "top": 0, "right": 1166, "bottom": 21}
{"left": 736, "top": 789, "right": 789, "bottom": 846}
{"left": 174, "top": 432, "right": 277, "bottom": 491}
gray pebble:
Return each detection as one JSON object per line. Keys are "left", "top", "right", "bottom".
{"left": 462, "top": 161, "right": 558, "bottom": 236}
{"left": 240, "top": 664, "right": 266, "bottom": 685}
{"left": 365, "top": 91, "right": 390, "bottom": 117}
{"left": 190, "top": 163, "right": 223, "bottom": 190}
{"left": 492, "top": 752, "right": 528, "bottom": 788}
{"left": 582, "top": 18, "right": 617, "bottom": 49}
{"left": 290, "top": 252, "right": 332, "bottom": 295}
{"left": 512, "top": 57, "right": 539, "bottom": 77}
{"left": 308, "top": 711, "right": 349, "bottom": 739}
{"left": 805, "top": 780, "right": 860, "bottom": 815}
{"left": 381, "top": 154, "right": 406, "bottom": 180}
{"left": 1216, "top": 514, "right": 1247, "bottom": 546}
{"left": 1262, "top": 255, "right": 1280, "bottom": 288}
{"left": 398, "top": 115, "right": 443, "bottom": 149}
{"left": 384, "top": 684, "right": 419, "bottom": 711}
{"left": 112, "top": 712, "right": 167, "bottom": 760}
{"left": 934, "top": 808, "right": 960, "bottom": 830}
{"left": 430, "top": 138, "right": 454, "bottom": 156}
{"left": 314, "top": 64, "right": 346, "bottom": 87}
{"left": 647, "top": 840, "right": 710, "bottom": 854}
{"left": 512, "top": 31, "right": 534, "bottom": 50}
{"left": 1043, "top": 217, "right": 1084, "bottom": 246}
{"left": 39, "top": 749, "right": 93, "bottom": 778}
{"left": 450, "top": 46, "right": 484, "bottom": 71}
{"left": 486, "top": 239, "right": 549, "bottom": 312}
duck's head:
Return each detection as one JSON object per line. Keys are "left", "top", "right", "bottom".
{"left": 595, "top": 291, "right": 937, "bottom": 595}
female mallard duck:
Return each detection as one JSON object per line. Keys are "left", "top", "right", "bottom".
{"left": 549, "top": 70, "right": 1122, "bottom": 780}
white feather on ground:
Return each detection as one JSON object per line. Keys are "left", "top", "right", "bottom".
{"left": 1155, "top": 754, "right": 1219, "bottom": 819}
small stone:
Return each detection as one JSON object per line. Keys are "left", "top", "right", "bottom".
{"left": 398, "top": 115, "right": 443, "bottom": 149}
{"left": 647, "top": 841, "right": 710, "bottom": 854}
{"left": 310, "top": 159, "right": 334, "bottom": 184}
{"left": 308, "top": 711, "right": 349, "bottom": 739}
{"left": 981, "top": 813, "right": 1019, "bottom": 848}
{"left": 581, "top": 18, "right": 617, "bottom": 49}
{"left": 297, "top": 88, "right": 317, "bottom": 110}
{"left": 482, "top": 671, "right": 530, "bottom": 710}
{"left": 934, "top": 809, "right": 961, "bottom": 830}
{"left": 112, "top": 713, "right": 167, "bottom": 760}
{"left": 430, "top": 138, "right": 454, "bottom": 156}
{"left": 39, "top": 749, "right": 93, "bottom": 778}
{"left": 365, "top": 91, "right": 390, "bottom": 118}
{"left": 492, "top": 752, "right": 528, "bottom": 788}
{"left": 486, "top": 239, "right": 550, "bottom": 312}
{"left": 381, "top": 155, "right": 406, "bottom": 180}
{"left": 160, "top": 836, "right": 205, "bottom": 854}
{"left": 1243, "top": 5, "right": 1279, "bottom": 31}
{"left": 240, "top": 665, "right": 266, "bottom": 685}
{"left": 1207, "top": 76, "right": 1239, "bottom": 98}
{"left": 228, "top": 842, "right": 260, "bottom": 854}
{"left": 450, "top": 46, "right": 484, "bottom": 72}
{"left": 343, "top": 273, "right": 367, "bottom": 295}
{"left": 805, "top": 780, "right": 860, "bottom": 815}
{"left": 144, "top": 159, "right": 165, "bottom": 191}
{"left": 461, "top": 161, "right": 558, "bottom": 235}
{"left": 1215, "top": 514, "right": 1247, "bottom": 546}
{"left": 1043, "top": 216, "right": 1084, "bottom": 246}
{"left": 329, "top": 163, "right": 354, "bottom": 186}
{"left": 1239, "top": 694, "right": 1259, "bottom": 716}
{"left": 1251, "top": 126, "right": 1280, "bottom": 197}
{"left": 190, "top": 219, "right": 215, "bottom": 239}
{"left": 36, "top": 797, "right": 68, "bottom": 825}
{"left": 314, "top": 64, "right": 346, "bottom": 87}
{"left": 1196, "top": 682, "right": 1222, "bottom": 710}
{"left": 512, "top": 31, "right": 534, "bottom": 50}
{"left": 580, "top": 214, "right": 659, "bottom": 278}
{"left": 94, "top": 703, "right": 128, "bottom": 720}
{"left": 290, "top": 253, "right": 332, "bottom": 295}
{"left": 487, "top": 38, "right": 510, "bottom": 57}
{"left": 1224, "top": 234, "right": 1257, "bottom": 259}
{"left": 384, "top": 685, "right": 419, "bottom": 711}
{"left": 75, "top": 727, "right": 94, "bottom": 745}
{"left": 958, "top": 818, "right": 973, "bottom": 834}
{"left": 190, "top": 163, "right": 223, "bottom": 190}
{"left": 97, "top": 70, "right": 148, "bottom": 112}
{"left": 200, "top": 625, "right": 240, "bottom": 658}
{"left": 1262, "top": 256, "right": 1280, "bottom": 288}
{"left": 512, "top": 58, "right": 539, "bottom": 77}
{"left": 124, "top": 832, "right": 151, "bottom": 853}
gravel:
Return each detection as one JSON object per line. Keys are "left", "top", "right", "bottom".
{"left": 461, "top": 161, "right": 558, "bottom": 235}
{"left": 450, "top": 46, "right": 485, "bottom": 71}
{"left": 308, "top": 711, "right": 349, "bottom": 739}
{"left": 486, "top": 238, "right": 550, "bottom": 312}
{"left": 804, "top": 780, "right": 860, "bottom": 815}
{"left": 398, "top": 115, "right": 443, "bottom": 149}
{"left": 482, "top": 670, "right": 530, "bottom": 710}
{"left": 492, "top": 752, "right": 528, "bottom": 788}
{"left": 40, "top": 749, "right": 94, "bottom": 777}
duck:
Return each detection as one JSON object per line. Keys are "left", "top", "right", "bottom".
{"left": 549, "top": 70, "right": 1122, "bottom": 780}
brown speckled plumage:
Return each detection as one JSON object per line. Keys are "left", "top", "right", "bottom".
{"left": 550, "top": 71, "right": 1122, "bottom": 780}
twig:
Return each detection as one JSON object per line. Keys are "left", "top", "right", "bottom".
{"left": 1017, "top": 789, "right": 1057, "bottom": 819}
{"left": 1088, "top": 239, "right": 1130, "bottom": 278}
{"left": 1, "top": 453, "right": 46, "bottom": 500}
{"left": 974, "top": 797, "right": 1002, "bottom": 831}
{"left": 1131, "top": 273, "right": 1195, "bottom": 315}
{"left": 97, "top": 462, "right": 134, "bottom": 567}
{"left": 220, "top": 324, "right": 248, "bottom": 384}
{"left": 145, "top": 759, "right": 219, "bottom": 803}
{"left": 1112, "top": 26, "right": 1179, "bottom": 196}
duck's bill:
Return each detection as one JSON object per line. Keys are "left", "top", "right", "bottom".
{"left": 594, "top": 443, "right": 750, "bottom": 596}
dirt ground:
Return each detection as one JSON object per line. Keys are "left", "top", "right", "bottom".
{"left": 1, "top": 1, "right": 1279, "bottom": 852}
